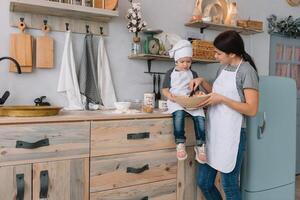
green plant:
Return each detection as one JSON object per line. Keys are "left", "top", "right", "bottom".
{"left": 267, "top": 15, "right": 300, "bottom": 38}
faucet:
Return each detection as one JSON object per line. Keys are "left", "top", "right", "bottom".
{"left": 0, "top": 56, "right": 22, "bottom": 74}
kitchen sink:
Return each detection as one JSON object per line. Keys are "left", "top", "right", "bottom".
{"left": 0, "top": 105, "right": 62, "bottom": 117}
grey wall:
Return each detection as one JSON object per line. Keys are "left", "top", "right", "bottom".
{"left": 0, "top": 0, "right": 299, "bottom": 106}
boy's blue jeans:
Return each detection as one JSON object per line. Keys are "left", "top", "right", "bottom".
{"left": 172, "top": 110, "right": 205, "bottom": 146}
{"left": 196, "top": 128, "right": 246, "bottom": 200}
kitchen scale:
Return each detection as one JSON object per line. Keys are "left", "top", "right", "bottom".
{"left": 143, "top": 29, "right": 163, "bottom": 55}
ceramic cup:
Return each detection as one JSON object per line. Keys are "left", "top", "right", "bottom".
{"left": 158, "top": 100, "right": 168, "bottom": 111}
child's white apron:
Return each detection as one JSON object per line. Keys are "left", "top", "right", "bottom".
{"left": 207, "top": 60, "right": 243, "bottom": 173}
{"left": 167, "top": 68, "right": 204, "bottom": 117}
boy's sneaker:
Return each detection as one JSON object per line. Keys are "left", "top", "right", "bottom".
{"left": 176, "top": 143, "right": 188, "bottom": 161}
{"left": 194, "top": 144, "right": 207, "bottom": 164}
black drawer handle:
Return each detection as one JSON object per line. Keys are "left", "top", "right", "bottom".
{"left": 141, "top": 197, "right": 148, "bottom": 200}
{"left": 40, "top": 170, "right": 49, "bottom": 198}
{"left": 127, "top": 164, "right": 149, "bottom": 174}
{"left": 16, "top": 174, "right": 24, "bottom": 200}
{"left": 127, "top": 132, "right": 150, "bottom": 140}
{"left": 16, "top": 138, "right": 49, "bottom": 149}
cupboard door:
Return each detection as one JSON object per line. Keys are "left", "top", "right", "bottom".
{"left": 32, "top": 158, "right": 89, "bottom": 200}
{"left": 0, "top": 164, "right": 32, "bottom": 200}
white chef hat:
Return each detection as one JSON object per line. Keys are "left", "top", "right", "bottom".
{"left": 169, "top": 40, "right": 193, "bottom": 61}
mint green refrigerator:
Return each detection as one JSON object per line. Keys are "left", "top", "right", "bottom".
{"left": 241, "top": 76, "right": 296, "bottom": 199}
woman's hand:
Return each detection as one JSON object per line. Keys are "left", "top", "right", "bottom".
{"left": 189, "top": 77, "right": 212, "bottom": 93}
{"left": 189, "top": 77, "right": 202, "bottom": 91}
{"left": 197, "top": 92, "right": 224, "bottom": 107}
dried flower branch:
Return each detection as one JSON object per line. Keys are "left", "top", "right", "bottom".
{"left": 126, "top": 0, "right": 147, "bottom": 37}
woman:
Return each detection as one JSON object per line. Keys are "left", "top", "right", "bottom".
{"left": 190, "top": 30, "right": 259, "bottom": 200}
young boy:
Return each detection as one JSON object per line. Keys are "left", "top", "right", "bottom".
{"left": 162, "top": 40, "right": 207, "bottom": 163}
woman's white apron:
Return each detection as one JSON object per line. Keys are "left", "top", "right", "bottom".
{"left": 207, "top": 61, "right": 243, "bottom": 173}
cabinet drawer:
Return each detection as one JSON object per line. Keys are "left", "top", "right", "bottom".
{"left": 0, "top": 122, "right": 90, "bottom": 166}
{"left": 90, "top": 179, "right": 176, "bottom": 200}
{"left": 91, "top": 118, "right": 196, "bottom": 157}
{"left": 91, "top": 118, "right": 175, "bottom": 157}
{"left": 90, "top": 149, "right": 177, "bottom": 192}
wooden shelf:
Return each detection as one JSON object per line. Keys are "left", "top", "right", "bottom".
{"left": 10, "top": 0, "right": 119, "bottom": 22}
{"left": 185, "top": 20, "right": 263, "bottom": 35}
{"left": 129, "top": 54, "right": 217, "bottom": 74}
{"left": 128, "top": 54, "right": 217, "bottom": 64}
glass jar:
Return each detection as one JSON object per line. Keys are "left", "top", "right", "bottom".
{"left": 131, "top": 36, "right": 141, "bottom": 55}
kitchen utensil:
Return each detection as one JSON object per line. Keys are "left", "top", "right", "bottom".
{"left": 174, "top": 94, "right": 209, "bottom": 109}
{"left": 189, "top": 89, "right": 196, "bottom": 97}
{"left": 36, "top": 22, "right": 54, "bottom": 68}
{"left": 157, "top": 74, "right": 161, "bottom": 100}
{"left": 153, "top": 74, "right": 157, "bottom": 100}
{"left": 0, "top": 91, "right": 10, "bottom": 105}
{"left": 9, "top": 19, "right": 33, "bottom": 73}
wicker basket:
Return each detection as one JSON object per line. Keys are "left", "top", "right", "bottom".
{"left": 237, "top": 20, "right": 263, "bottom": 31}
{"left": 192, "top": 40, "right": 216, "bottom": 60}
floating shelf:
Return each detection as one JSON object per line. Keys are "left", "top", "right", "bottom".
{"left": 10, "top": 0, "right": 119, "bottom": 22}
{"left": 128, "top": 54, "right": 217, "bottom": 63}
{"left": 185, "top": 20, "right": 263, "bottom": 35}
{"left": 129, "top": 54, "right": 217, "bottom": 74}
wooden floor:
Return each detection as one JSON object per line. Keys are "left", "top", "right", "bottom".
{"left": 297, "top": 175, "right": 300, "bottom": 200}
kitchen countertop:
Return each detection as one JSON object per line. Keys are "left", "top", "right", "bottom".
{"left": 0, "top": 110, "right": 171, "bottom": 125}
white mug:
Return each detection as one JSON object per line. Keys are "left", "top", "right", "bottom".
{"left": 158, "top": 100, "right": 168, "bottom": 111}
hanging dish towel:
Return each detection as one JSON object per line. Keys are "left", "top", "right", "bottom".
{"left": 57, "top": 31, "right": 83, "bottom": 110}
{"left": 78, "top": 33, "right": 102, "bottom": 106}
{"left": 97, "top": 36, "right": 117, "bottom": 108}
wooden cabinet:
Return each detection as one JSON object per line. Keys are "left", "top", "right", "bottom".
{"left": 90, "top": 118, "right": 215, "bottom": 200}
{"left": 0, "top": 113, "right": 223, "bottom": 199}
{"left": 0, "top": 121, "right": 90, "bottom": 200}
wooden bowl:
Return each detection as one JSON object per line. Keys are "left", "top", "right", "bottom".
{"left": 174, "top": 94, "right": 209, "bottom": 109}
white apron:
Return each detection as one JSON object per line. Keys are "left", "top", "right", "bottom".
{"left": 207, "top": 60, "right": 243, "bottom": 173}
{"left": 167, "top": 68, "right": 204, "bottom": 117}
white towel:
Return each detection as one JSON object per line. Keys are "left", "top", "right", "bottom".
{"left": 57, "top": 31, "right": 83, "bottom": 110}
{"left": 97, "top": 36, "right": 117, "bottom": 108}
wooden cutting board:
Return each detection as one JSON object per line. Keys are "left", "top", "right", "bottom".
{"left": 95, "top": 0, "right": 118, "bottom": 10}
{"left": 9, "top": 21, "right": 33, "bottom": 73}
{"left": 36, "top": 24, "right": 54, "bottom": 68}
{"left": 105, "top": 0, "right": 118, "bottom": 10}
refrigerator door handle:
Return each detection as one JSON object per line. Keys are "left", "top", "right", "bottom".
{"left": 257, "top": 112, "right": 266, "bottom": 139}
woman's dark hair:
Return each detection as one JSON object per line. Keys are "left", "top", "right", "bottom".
{"left": 213, "top": 30, "right": 257, "bottom": 72}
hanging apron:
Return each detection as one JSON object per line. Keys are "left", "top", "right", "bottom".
{"left": 167, "top": 68, "right": 204, "bottom": 117}
{"left": 207, "top": 60, "right": 243, "bottom": 173}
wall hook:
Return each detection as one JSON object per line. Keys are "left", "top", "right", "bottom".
{"left": 65, "top": 23, "right": 69, "bottom": 31}
{"left": 20, "top": 17, "right": 24, "bottom": 22}
{"left": 100, "top": 26, "right": 103, "bottom": 35}
{"left": 86, "top": 25, "right": 89, "bottom": 33}
{"left": 43, "top": 19, "right": 48, "bottom": 26}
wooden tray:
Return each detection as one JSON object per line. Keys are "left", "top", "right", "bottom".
{"left": 0, "top": 106, "right": 62, "bottom": 117}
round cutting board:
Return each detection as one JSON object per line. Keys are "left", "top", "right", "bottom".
{"left": 286, "top": 0, "right": 300, "bottom": 6}
{"left": 105, "top": 0, "right": 118, "bottom": 10}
